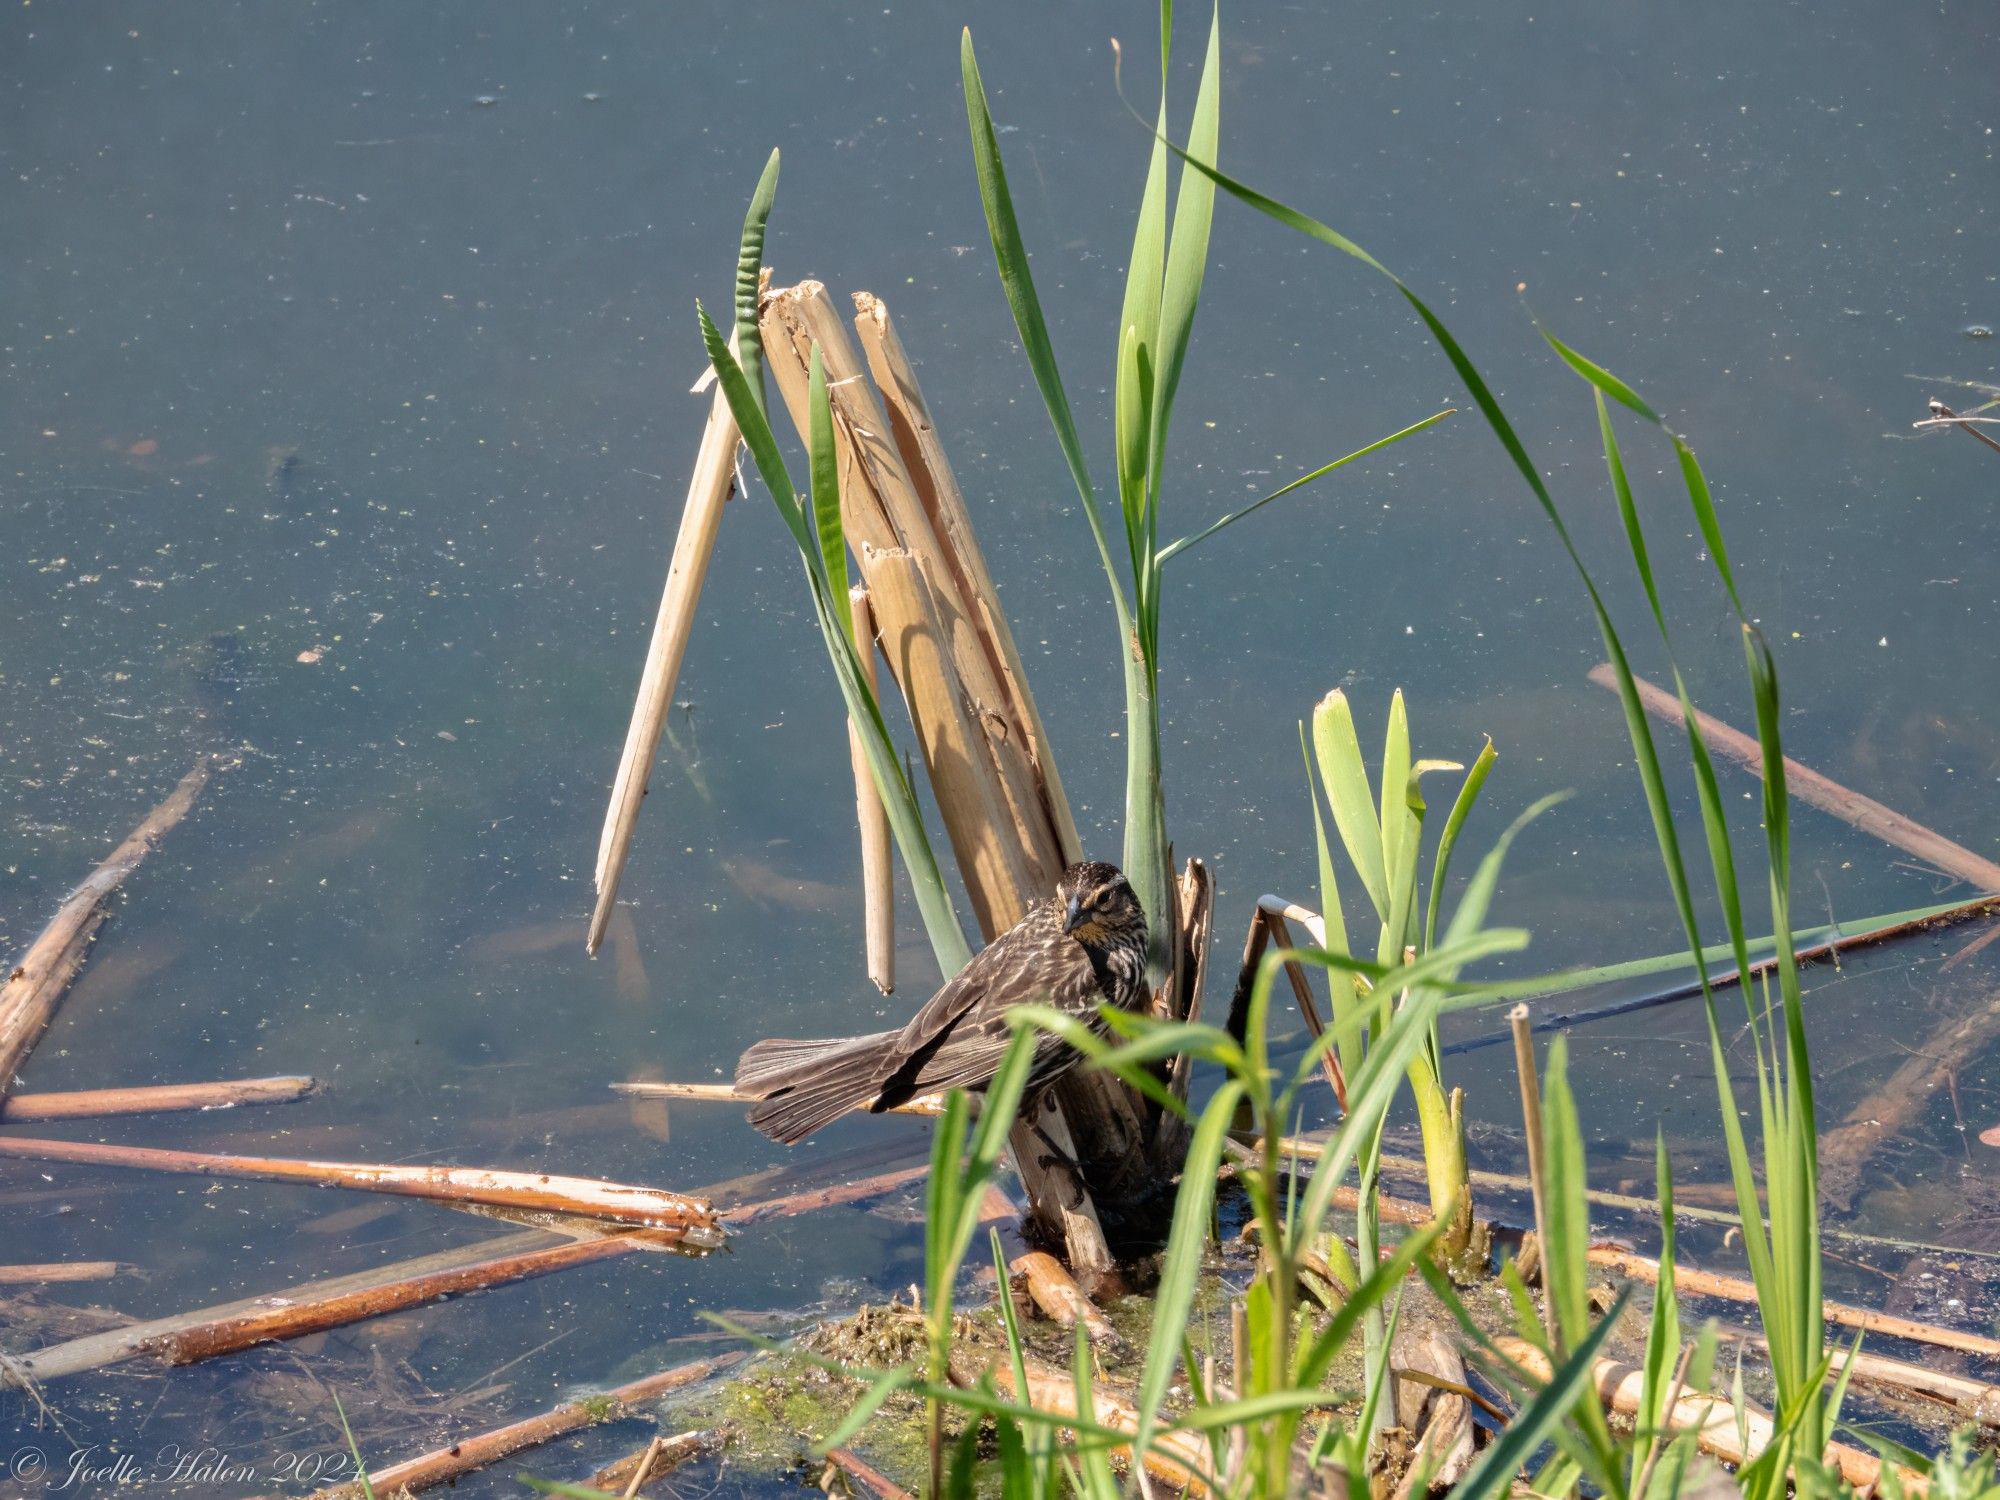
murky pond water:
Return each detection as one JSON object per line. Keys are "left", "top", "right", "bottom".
{"left": 4, "top": 0, "right": 1997, "bottom": 1492}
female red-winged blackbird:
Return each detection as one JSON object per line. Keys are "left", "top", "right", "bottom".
{"left": 735, "top": 861, "right": 1150, "bottom": 1145}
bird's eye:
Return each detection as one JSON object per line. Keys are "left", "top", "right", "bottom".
{"left": 1089, "top": 886, "right": 1110, "bottom": 908}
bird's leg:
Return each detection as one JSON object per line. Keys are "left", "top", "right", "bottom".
{"left": 1024, "top": 1091, "right": 1087, "bottom": 1200}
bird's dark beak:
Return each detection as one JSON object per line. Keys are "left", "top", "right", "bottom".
{"left": 1062, "top": 897, "right": 1085, "bottom": 935}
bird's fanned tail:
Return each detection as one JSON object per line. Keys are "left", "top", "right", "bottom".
{"left": 735, "top": 1029, "right": 899, "bottom": 1145}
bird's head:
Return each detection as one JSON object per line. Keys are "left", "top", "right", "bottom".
{"left": 1058, "top": 861, "right": 1146, "bottom": 948}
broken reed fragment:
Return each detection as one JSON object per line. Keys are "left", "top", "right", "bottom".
{"left": 848, "top": 584, "right": 896, "bottom": 994}
{"left": 0, "top": 1135, "right": 721, "bottom": 1240}
{"left": 1, "top": 753, "right": 217, "bottom": 1097}
{"left": 1589, "top": 662, "right": 2000, "bottom": 893}
{"left": 310, "top": 1351, "right": 747, "bottom": 1500}
{"left": 0, "top": 1074, "right": 317, "bottom": 1122}
{"left": 589, "top": 310, "right": 759, "bottom": 957}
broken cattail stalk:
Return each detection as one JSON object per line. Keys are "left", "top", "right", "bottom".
{"left": 311, "top": 1351, "right": 748, "bottom": 1500}
{"left": 851, "top": 290, "right": 1081, "bottom": 867}
{"left": 589, "top": 314, "right": 759, "bottom": 958}
{"left": 1, "top": 753, "right": 216, "bottom": 1097}
{"left": 1492, "top": 1336, "right": 1919, "bottom": 1494}
{"left": 978, "top": 1184, "right": 1119, "bottom": 1345}
{"left": 0, "top": 1074, "right": 316, "bottom": 1122}
{"left": 848, "top": 585, "right": 895, "bottom": 994}
{"left": 0, "top": 1136, "right": 721, "bottom": 1240}
{"left": 0, "top": 1262, "right": 124, "bottom": 1285}
{"left": 1390, "top": 1321, "right": 1476, "bottom": 1500}
{"left": 1590, "top": 663, "right": 2000, "bottom": 893}
{"left": 954, "top": 1352, "right": 1218, "bottom": 1494}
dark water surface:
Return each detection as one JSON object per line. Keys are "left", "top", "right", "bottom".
{"left": 4, "top": 0, "right": 1997, "bottom": 1491}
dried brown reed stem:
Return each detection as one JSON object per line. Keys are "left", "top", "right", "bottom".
{"left": 1583, "top": 1244, "right": 2000, "bottom": 1360}
{"left": 0, "top": 1135, "right": 720, "bottom": 1238}
{"left": 977, "top": 1184, "right": 1118, "bottom": 1345}
{"left": 0, "top": 1074, "right": 316, "bottom": 1122}
{"left": 1230, "top": 896, "right": 1348, "bottom": 1109}
{"left": 311, "top": 1351, "right": 747, "bottom": 1500}
{"left": 0, "top": 1262, "right": 123, "bottom": 1285}
{"left": 1589, "top": 662, "right": 2000, "bottom": 892}
{"left": 1, "top": 753, "right": 215, "bottom": 1096}
{"left": 719, "top": 1161, "right": 933, "bottom": 1225}
{"left": 589, "top": 308, "right": 761, "bottom": 958}
{"left": 1493, "top": 1336, "right": 1921, "bottom": 1494}
{"left": 849, "top": 585, "right": 895, "bottom": 993}
{"left": 5, "top": 1227, "right": 572, "bottom": 1385}
{"left": 144, "top": 1237, "right": 640, "bottom": 1366}
{"left": 825, "top": 1446, "right": 917, "bottom": 1500}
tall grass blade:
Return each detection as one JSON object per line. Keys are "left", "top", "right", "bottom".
{"left": 732, "top": 148, "right": 780, "bottom": 414}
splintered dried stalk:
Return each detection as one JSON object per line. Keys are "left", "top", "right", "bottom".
{"left": 589, "top": 324, "right": 754, "bottom": 958}
{"left": 849, "top": 585, "right": 895, "bottom": 993}
{"left": 0, "top": 1074, "right": 316, "bottom": 1122}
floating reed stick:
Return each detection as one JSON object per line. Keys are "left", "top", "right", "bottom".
{"left": 311, "top": 1352, "right": 747, "bottom": 1500}
{"left": 1, "top": 752, "right": 215, "bottom": 1096}
{"left": 1493, "top": 1336, "right": 1918, "bottom": 1494}
{"left": 589, "top": 316, "right": 758, "bottom": 958}
{"left": 849, "top": 585, "right": 895, "bottom": 994}
{"left": 144, "top": 1237, "right": 640, "bottom": 1366}
{"left": 954, "top": 1351, "right": 1218, "bottom": 1493}
{"left": 0, "top": 1136, "right": 721, "bottom": 1239}
{"left": 0, "top": 1262, "right": 123, "bottom": 1285}
{"left": 0, "top": 1074, "right": 316, "bottom": 1122}
{"left": 978, "top": 1184, "right": 1118, "bottom": 1346}
{"left": 1582, "top": 1244, "right": 2000, "bottom": 1360}
{"left": 1589, "top": 663, "right": 2000, "bottom": 892}
{"left": 1922, "top": 400, "right": 2000, "bottom": 459}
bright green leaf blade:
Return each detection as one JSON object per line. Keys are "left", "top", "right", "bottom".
{"left": 1425, "top": 737, "right": 1497, "bottom": 953}
{"left": 806, "top": 345, "right": 850, "bottom": 628}
{"left": 1312, "top": 688, "right": 1389, "bottom": 921}
{"left": 731, "top": 148, "right": 780, "bottom": 414}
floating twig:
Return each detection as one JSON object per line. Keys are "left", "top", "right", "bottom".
{"left": 1588, "top": 663, "right": 2000, "bottom": 893}
{"left": 1, "top": 754, "right": 216, "bottom": 1096}
{"left": 0, "top": 1262, "right": 124, "bottom": 1285}
{"left": 1920, "top": 400, "right": 2000, "bottom": 459}
{"left": 0, "top": 1074, "right": 317, "bottom": 1122}
{"left": 0, "top": 1136, "right": 721, "bottom": 1239}
{"left": 978, "top": 1184, "right": 1119, "bottom": 1346}
{"left": 1584, "top": 1244, "right": 2000, "bottom": 1360}
{"left": 312, "top": 1351, "right": 747, "bottom": 1500}
{"left": 612, "top": 1078, "right": 943, "bottom": 1117}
